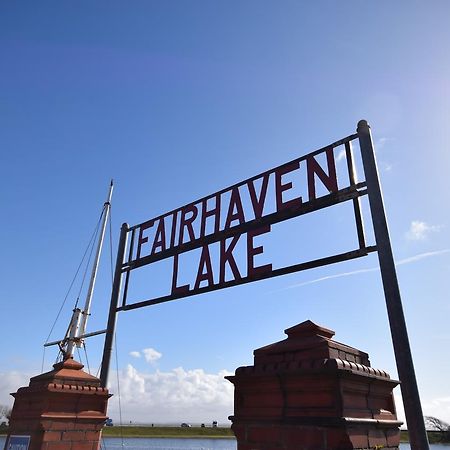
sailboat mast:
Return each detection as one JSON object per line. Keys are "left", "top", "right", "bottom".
{"left": 77, "top": 180, "right": 114, "bottom": 343}
{"left": 64, "top": 308, "right": 82, "bottom": 358}
{"left": 44, "top": 180, "right": 115, "bottom": 361}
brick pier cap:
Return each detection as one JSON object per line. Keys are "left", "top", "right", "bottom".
{"left": 226, "top": 320, "right": 402, "bottom": 450}
{"left": 5, "top": 357, "right": 111, "bottom": 450}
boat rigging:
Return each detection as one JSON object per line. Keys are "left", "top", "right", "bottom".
{"left": 44, "top": 180, "right": 114, "bottom": 361}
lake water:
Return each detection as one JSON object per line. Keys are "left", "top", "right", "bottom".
{"left": 99, "top": 439, "right": 449, "bottom": 450}
{"left": 1, "top": 436, "right": 449, "bottom": 449}
{"left": 101, "top": 438, "right": 235, "bottom": 450}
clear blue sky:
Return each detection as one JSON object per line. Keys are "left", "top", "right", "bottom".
{"left": 1, "top": 1, "right": 449, "bottom": 425}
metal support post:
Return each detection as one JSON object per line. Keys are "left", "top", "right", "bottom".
{"left": 357, "top": 120, "right": 429, "bottom": 450}
{"left": 100, "top": 222, "right": 129, "bottom": 388}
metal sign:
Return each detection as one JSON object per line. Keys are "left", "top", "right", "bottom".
{"left": 118, "top": 134, "right": 371, "bottom": 311}
{"left": 5, "top": 436, "right": 30, "bottom": 450}
{"left": 100, "top": 121, "right": 429, "bottom": 450}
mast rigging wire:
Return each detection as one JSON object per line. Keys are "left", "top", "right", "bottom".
{"left": 75, "top": 209, "right": 104, "bottom": 304}
{"left": 41, "top": 207, "right": 106, "bottom": 370}
{"left": 83, "top": 342, "right": 91, "bottom": 375}
{"left": 43, "top": 209, "right": 105, "bottom": 346}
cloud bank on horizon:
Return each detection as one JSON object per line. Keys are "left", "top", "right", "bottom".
{"left": 107, "top": 364, "right": 233, "bottom": 424}
{"left": 0, "top": 358, "right": 234, "bottom": 425}
{"left": 3, "top": 362, "right": 450, "bottom": 425}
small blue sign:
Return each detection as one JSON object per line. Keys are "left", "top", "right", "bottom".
{"left": 6, "top": 435, "right": 30, "bottom": 450}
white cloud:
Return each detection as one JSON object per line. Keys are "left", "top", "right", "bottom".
{"left": 142, "top": 348, "right": 162, "bottom": 363}
{"left": 373, "top": 138, "right": 394, "bottom": 172}
{"left": 336, "top": 148, "right": 346, "bottom": 162}
{"left": 0, "top": 364, "right": 234, "bottom": 425}
{"left": 129, "top": 348, "right": 162, "bottom": 362}
{"left": 0, "top": 371, "right": 31, "bottom": 408}
{"left": 375, "top": 137, "right": 391, "bottom": 150}
{"left": 422, "top": 396, "right": 450, "bottom": 425}
{"left": 406, "top": 220, "right": 442, "bottom": 241}
{"left": 107, "top": 365, "right": 233, "bottom": 424}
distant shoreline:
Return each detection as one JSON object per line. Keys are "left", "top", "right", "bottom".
{"left": 102, "top": 426, "right": 234, "bottom": 439}
{"left": 0, "top": 426, "right": 235, "bottom": 439}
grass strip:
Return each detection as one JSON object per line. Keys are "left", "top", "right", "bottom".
{"left": 101, "top": 426, "right": 235, "bottom": 438}
{"left": 400, "top": 430, "right": 450, "bottom": 444}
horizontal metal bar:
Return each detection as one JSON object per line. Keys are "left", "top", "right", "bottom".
{"left": 125, "top": 183, "right": 368, "bottom": 272}
{"left": 78, "top": 329, "right": 107, "bottom": 339}
{"left": 44, "top": 339, "right": 62, "bottom": 347}
{"left": 117, "top": 245, "right": 377, "bottom": 312}
{"left": 129, "top": 133, "right": 359, "bottom": 232}
{"left": 43, "top": 329, "right": 107, "bottom": 347}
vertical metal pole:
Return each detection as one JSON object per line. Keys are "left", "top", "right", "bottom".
{"left": 79, "top": 180, "right": 114, "bottom": 340}
{"left": 345, "top": 141, "right": 366, "bottom": 250}
{"left": 100, "top": 222, "right": 129, "bottom": 388}
{"left": 357, "top": 120, "right": 429, "bottom": 450}
{"left": 65, "top": 308, "right": 82, "bottom": 359}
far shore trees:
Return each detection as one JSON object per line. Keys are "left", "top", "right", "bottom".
{"left": 0, "top": 404, "right": 11, "bottom": 426}
{"left": 425, "top": 416, "right": 450, "bottom": 442}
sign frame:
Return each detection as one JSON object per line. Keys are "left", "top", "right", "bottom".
{"left": 99, "top": 120, "right": 429, "bottom": 450}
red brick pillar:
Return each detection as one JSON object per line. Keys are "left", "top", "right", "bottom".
{"left": 226, "top": 320, "right": 402, "bottom": 450}
{"left": 4, "top": 358, "right": 111, "bottom": 450}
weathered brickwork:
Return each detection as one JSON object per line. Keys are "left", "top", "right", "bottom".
{"left": 227, "top": 320, "right": 402, "bottom": 450}
{"left": 5, "top": 358, "right": 110, "bottom": 450}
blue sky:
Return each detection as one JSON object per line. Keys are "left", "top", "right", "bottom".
{"left": 1, "top": 2, "right": 449, "bottom": 425}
